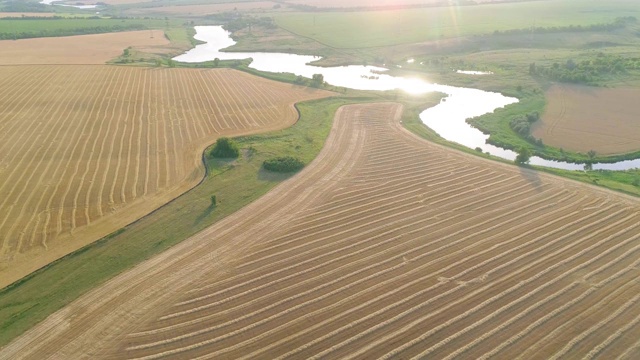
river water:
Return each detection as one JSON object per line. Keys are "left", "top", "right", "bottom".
{"left": 174, "top": 26, "right": 639, "bottom": 171}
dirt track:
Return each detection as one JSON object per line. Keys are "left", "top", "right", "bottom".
{"left": 2, "top": 103, "right": 639, "bottom": 359}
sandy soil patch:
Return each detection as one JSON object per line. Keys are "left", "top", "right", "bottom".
{"left": 0, "top": 65, "right": 332, "bottom": 288}
{"left": 533, "top": 84, "right": 640, "bottom": 155}
{"left": 0, "top": 30, "right": 172, "bottom": 65}
{"left": 3, "top": 102, "right": 639, "bottom": 359}
{"left": 126, "top": 1, "right": 278, "bottom": 16}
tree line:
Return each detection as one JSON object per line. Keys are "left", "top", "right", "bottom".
{"left": 529, "top": 54, "right": 640, "bottom": 84}
{"left": 0, "top": 24, "right": 148, "bottom": 40}
{"left": 494, "top": 16, "right": 637, "bottom": 36}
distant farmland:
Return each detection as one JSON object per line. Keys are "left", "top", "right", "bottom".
{"left": 274, "top": 0, "right": 640, "bottom": 48}
{"left": 533, "top": 84, "right": 640, "bottom": 155}
{"left": 5, "top": 103, "right": 639, "bottom": 359}
{"left": 0, "top": 30, "right": 170, "bottom": 65}
{"left": 0, "top": 65, "right": 331, "bottom": 287}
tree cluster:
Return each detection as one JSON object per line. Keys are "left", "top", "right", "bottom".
{"left": 529, "top": 54, "right": 640, "bottom": 84}
{"left": 263, "top": 156, "right": 305, "bottom": 173}
{"left": 294, "top": 74, "right": 325, "bottom": 88}
{"left": 509, "top": 112, "right": 543, "bottom": 146}
{"left": 210, "top": 137, "right": 239, "bottom": 159}
{"left": 222, "top": 14, "right": 277, "bottom": 32}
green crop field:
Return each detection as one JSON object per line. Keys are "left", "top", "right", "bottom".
{"left": 0, "top": 17, "right": 173, "bottom": 39}
{"left": 274, "top": 0, "right": 640, "bottom": 48}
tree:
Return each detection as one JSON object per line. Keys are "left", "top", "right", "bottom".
{"left": 210, "top": 137, "right": 239, "bottom": 158}
{"left": 213, "top": 58, "right": 220, "bottom": 67}
{"left": 311, "top": 73, "right": 324, "bottom": 87}
{"left": 167, "top": 59, "right": 176, "bottom": 68}
{"left": 514, "top": 147, "right": 531, "bottom": 165}
{"left": 210, "top": 195, "right": 217, "bottom": 207}
{"left": 294, "top": 75, "right": 306, "bottom": 85}
{"left": 587, "top": 149, "right": 597, "bottom": 160}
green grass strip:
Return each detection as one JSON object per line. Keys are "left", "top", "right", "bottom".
{"left": 0, "top": 96, "right": 368, "bottom": 348}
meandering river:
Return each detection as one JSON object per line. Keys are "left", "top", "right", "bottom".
{"left": 175, "top": 26, "right": 639, "bottom": 171}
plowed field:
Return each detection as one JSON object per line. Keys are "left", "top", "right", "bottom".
{"left": 2, "top": 103, "right": 640, "bottom": 359}
{"left": 533, "top": 84, "right": 640, "bottom": 155}
{"left": 0, "top": 65, "right": 331, "bottom": 287}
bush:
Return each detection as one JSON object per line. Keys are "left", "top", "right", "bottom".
{"left": 210, "top": 137, "right": 239, "bottom": 158}
{"left": 515, "top": 147, "right": 531, "bottom": 165}
{"left": 509, "top": 112, "right": 544, "bottom": 146}
{"left": 263, "top": 156, "right": 305, "bottom": 173}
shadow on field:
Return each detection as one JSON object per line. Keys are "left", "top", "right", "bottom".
{"left": 194, "top": 204, "right": 215, "bottom": 226}
{"left": 519, "top": 167, "right": 544, "bottom": 192}
{"left": 257, "top": 168, "right": 296, "bottom": 182}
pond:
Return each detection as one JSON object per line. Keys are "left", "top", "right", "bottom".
{"left": 174, "top": 26, "right": 639, "bottom": 171}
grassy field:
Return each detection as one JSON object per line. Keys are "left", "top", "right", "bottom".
{"left": 0, "top": 17, "right": 173, "bottom": 39}
{"left": 274, "top": 0, "right": 640, "bottom": 48}
{"left": 0, "top": 95, "right": 386, "bottom": 348}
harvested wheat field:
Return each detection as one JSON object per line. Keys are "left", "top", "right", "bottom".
{"left": 0, "top": 30, "right": 171, "bottom": 65}
{"left": 0, "top": 65, "right": 331, "bottom": 287}
{"left": 3, "top": 102, "right": 640, "bottom": 359}
{"left": 533, "top": 84, "right": 640, "bottom": 155}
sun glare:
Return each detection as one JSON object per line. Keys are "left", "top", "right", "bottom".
{"left": 399, "top": 77, "right": 432, "bottom": 95}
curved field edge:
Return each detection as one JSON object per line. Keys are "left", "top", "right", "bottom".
{"left": 468, "top": 92, "right": 640, "bottom": 165}
{"left": 402, "top": 101, "right": 640, "bottom": 198}
{"left": 0, "top": 95, "right": 432, "bottom": 349}
{"left": 0, "top": 66, "right": 332, "bottom": 289}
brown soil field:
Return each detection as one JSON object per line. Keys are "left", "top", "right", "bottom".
{"left": 0, "top": 12, "right": 55, "bottom": 18}
{"left": 126, "top": 1, "right": 278, "bottom": 16}
{"left": 0, "top": 30, "right": 171, "bottom": 65}
{"left": 0, "top": 65, "right": 331, "bottom": 288}
{"left": 533, "top": 84, "right": 640, "bottom": 155}
{"left": 2, "top": 102, "right": 639, "bottom": 359}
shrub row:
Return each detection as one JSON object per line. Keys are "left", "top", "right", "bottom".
{"left": 263, "top": 156, "right": 304, "bottom": 173}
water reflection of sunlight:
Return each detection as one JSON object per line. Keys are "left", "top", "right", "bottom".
{"left": 398, "top": 78, "right": 431, "bottom": 95}
{"left": 173, "top": 26, "right": 640, "bottom": 171}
